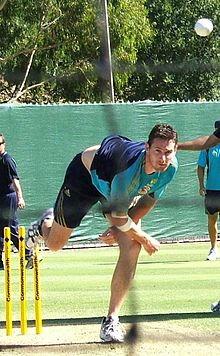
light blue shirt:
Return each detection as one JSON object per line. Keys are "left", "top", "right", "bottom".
{"left": 90, "top": 135, "right": 178, "bottom": 211}
{"left": 197, "top": 144, "right": 220, "bottom": 190}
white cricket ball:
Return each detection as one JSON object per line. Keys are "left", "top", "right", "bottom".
{"left": 194, "top": 18, "right": 213, "bottom": 37}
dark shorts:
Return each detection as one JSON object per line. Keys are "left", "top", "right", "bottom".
{"left": 205, "top": 190, "right": 220, "bottom": 215}
{"left": 54, "top": 153, "right": 106, "bottom": 228}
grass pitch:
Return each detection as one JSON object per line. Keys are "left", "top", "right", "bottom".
{"left": 0, "top": 241, "right": 220, "bottom": 334}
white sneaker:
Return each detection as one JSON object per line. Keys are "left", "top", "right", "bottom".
{"left": 26, "top": 225, "right": 43, "bottom": 250}
{"left": 100, "top": 316, "right": 125, "bottom": 343}
{"left": 211, "top": 301, "right": 220, "bottom": 312}
{"left": 207, "top": 247, "right": 220, "bottom": 261}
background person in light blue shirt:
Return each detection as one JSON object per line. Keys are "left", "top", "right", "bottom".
{"left": 197, "top": 120, "right": 220, "bottom": 261}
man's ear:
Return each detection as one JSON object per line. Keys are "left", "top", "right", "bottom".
{"left": 145, "top": 143, "right": 149, "bottom": 151}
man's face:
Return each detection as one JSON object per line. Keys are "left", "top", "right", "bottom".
{"left": 0, "top": 139, "right": 5, "bottom": 155}
{"left": 146, "top": 138, "right": 177, "bottom": 173}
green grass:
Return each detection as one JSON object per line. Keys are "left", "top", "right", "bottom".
{"left": 0, "top": 241, "right": 220, "bottom": 333}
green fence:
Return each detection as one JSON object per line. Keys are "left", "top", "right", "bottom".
{"left": 1, "top": 101, "right": 219, "bottom": 242}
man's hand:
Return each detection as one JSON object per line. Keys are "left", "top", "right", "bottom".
{"left": 199, "top": 187, "right": 206, "bottom": 197}
{"left": 99, "top": 226, "right": 118, "bottom": 245}
{"left": 142, "top": 235, "right": 160, "bottom": 255}
{"left": 99, "top": 226, "right": 160, "bottom": 256}
{"left": 18, "top": 197, "right": 25, "bottom": 209}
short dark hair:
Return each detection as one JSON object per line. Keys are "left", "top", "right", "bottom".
{"left": 214, "top": 120, "right": 220, "bottom": 129}
{"left": 148, "top": 123, "right": 178, "bottom": 146}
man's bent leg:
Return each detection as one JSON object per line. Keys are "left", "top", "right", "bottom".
{"left": 26, "top": 217, "right": 72, "bottom": 252}
{"left": 45, "top": 220, "right": 72, "bottom": 251}
{"left": 41, "top": 218, "right": 54, "bottom": 240}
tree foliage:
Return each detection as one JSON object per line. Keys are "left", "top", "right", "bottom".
{"left": 0, "top": 0, "right": 220, "bottom": 103}
{"left": 128, "top": 0, "right": 220, "bottom": 101}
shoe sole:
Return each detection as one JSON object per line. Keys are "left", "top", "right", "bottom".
{"left": 100, "top": 338, "right": 124, "bottom": 343}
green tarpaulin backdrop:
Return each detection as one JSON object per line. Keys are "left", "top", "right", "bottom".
{"left": 1, "top": 101, "right": 219, "bottom": 243}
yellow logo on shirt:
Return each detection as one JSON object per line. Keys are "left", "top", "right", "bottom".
{"left": 138, "top": 179, "right": 158, "bottom": 195}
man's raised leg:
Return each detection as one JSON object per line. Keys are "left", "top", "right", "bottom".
{"left": 45, "top": 220, "right": 72, "bottom": 251}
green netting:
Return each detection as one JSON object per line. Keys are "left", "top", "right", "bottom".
{"left": 1, "top": 101, "right": 219, "bottom": 242}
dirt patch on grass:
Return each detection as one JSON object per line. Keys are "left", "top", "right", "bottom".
{"left": 1, "top": 321, "right": 220, "bottom": 356}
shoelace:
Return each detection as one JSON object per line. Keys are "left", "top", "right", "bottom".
{"left": 104, "top": 318, "right": 124, "bottom": 336}
{"left": 104, "top": 318, "right": 118, "bottom": 331}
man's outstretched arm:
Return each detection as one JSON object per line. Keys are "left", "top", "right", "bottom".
{"left": 178, "top": 134, "right": 219, "bottom": 151}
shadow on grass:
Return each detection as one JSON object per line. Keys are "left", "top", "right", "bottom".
{"left": 0, "top": 311, "right": 219, "bottom": 329}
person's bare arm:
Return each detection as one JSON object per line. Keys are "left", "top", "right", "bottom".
{"left": 100, "top": 221, "right": 159, "bottom": 255}
{"left": 128, "top": 194, "right": 156, "bottom": 223}
{"left": 197, "top": 165, "right": 206, "bottom": 197}
{"left": 12, "top": 178, "right": 25, "bottom": 208}
{"left": 178, "top": 134, "right": 219, "bottom": 151}
{"left": 100, "top": 195, "right": 159, "bottom": 255}
{"left": 120, "top": 222, "right": 160, "bottom": 255}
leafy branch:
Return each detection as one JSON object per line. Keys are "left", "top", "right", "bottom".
{"left": 9, "top": 11, "right": 61, "bottom": 103}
